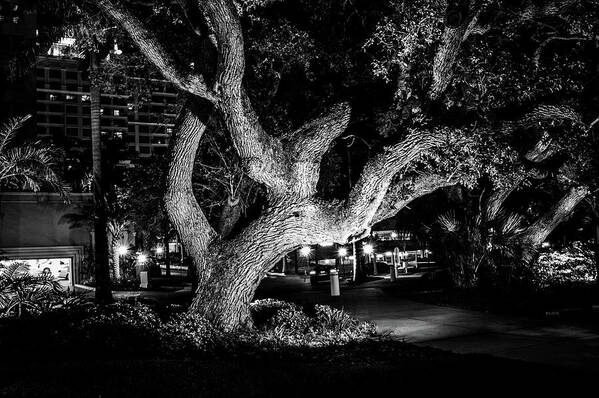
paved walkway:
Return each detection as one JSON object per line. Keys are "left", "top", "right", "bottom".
{"left": 256, "top": 275, "right": 599, "bottom": 373}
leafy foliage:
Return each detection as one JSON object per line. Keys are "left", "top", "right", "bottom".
{"left": 0, "top": 115, "right": 67, "bottom": 196}
{"left": 434, "top": 197, "right": 527, "bottom": 289}
{"left": 0, "top": 263, "right": 84, "bottom": 318}
{"left": 532, "top": 241, "right": 597, "bottom": 289}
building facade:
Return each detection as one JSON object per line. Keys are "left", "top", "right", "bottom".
{"left": 36, "top": 55, "right": 179, "bottom": 156}
{"left": 0, "top": 192, "right": 93, "bottom": 287}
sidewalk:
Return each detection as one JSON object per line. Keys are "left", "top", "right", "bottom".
{"left": 256, "top": 275, "right": 599, "bottom": 372}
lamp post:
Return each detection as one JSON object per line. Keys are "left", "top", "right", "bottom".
{"left": 363, "top": 243, "right": 374, "bottom": 275}
{"left": 338, "top": 247, "right": 347, "bottom": 278}
{"left": 300, "top": 246, "right": 311, "bottom": 281}
{"left": 115, "top": 245, "right": 128, "bottom": 280}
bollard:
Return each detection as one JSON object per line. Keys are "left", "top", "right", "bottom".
{"left": 330, "top": 269, "right": 340, "bottom": 296}
{"left": 139, "top": 271, "right": 149, "bottom": 289}
{"left": 390, "top": 263, "right": 396, "bottom": 282}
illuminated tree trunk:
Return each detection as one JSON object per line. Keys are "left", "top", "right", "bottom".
{"left": 90, "top": 52, "right": 113, "bottom": 304}
{"left": 520, "top": 186, "right": 589, "bottom": 262}
{"left": 98, "top": 0, "right": 450, "bottom": 330}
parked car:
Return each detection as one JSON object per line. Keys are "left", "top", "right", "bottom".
{"left": 309, "top": 264, "right": 336, "bottom": 285}
{"left": 364, "top": 261, "right": 390, "bottom": 275}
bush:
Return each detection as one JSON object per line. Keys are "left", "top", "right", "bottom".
{"left": 159, "top": 310, "right": 223, "bottom": 353}
{"left": 532, "top": 241, "right": 597, "bottom": 289}
{"left": 0, "top": 263, "right": 87, "bottom": 318}
{"left": 0, "top": 299, "right": 377, "bottom": 359}
{"left": 248, "top": 299, "right": 376, "bottom": 347}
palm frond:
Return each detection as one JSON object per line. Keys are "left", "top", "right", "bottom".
{"left": 501, "top": 212, "right": 524, "bottom": 236}
{"left": 0, "top": 115, "right": 31, "bottom": 153}
{"left": 437, "top": 210, "right": 461, "bottom": 233}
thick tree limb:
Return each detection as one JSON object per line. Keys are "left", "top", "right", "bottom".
{"left": 196, "top": 0, "right": 244, "bottom": 94}
{"left": 165, "top": 105, "right": 217, "bottom": 267}
{"left": 429, "top": 0, "right": 580, "bottom": 100}
{"left": 520, "top": 185, "right": 589, "bottom": 254}
{"left": 371, "top": 173, "right": 457, "bottom": 225}
{"left": 430, "top": 21, "right": 470, "bottom": 100}
{"left": 343, "top": 130, "right": 445, "bottom": 232}
{"left": 93, "top": 0, "right": 217, "bottom": 101}
{"left": 285, "top": 102, "right": 352, "bottom": 197}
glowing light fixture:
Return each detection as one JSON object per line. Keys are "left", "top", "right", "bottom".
{"left": 117, "top": 246, "right": 128, "bottom": 256}
{"left": 112, "top": 42, "right": 122, "bottom": 55}
{"left": 391, "top": 232, "right": 398, "bottom": 239}
{"left": 155, "top": 247, "right": 164, "bottom": 255}
{"left": 300, "top": 246, "right": 311, "bottom": 257}
{"left": 363, "top": 244, "right": 374, "bottom": 255}
{"left": 338, "top": 247, "right": 348, "bottom": 257}
{"left": 137, "top": 253, "right": 148, "bottom": 263}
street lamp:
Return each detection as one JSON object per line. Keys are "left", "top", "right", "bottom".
{"left": 338, "top": 247, "right": 348, "bottom": 257}
{"left": 300, "top": 246, "right": 311, "bottom": 257}
{"left": 363, "top": 243, "right": 375, "bottom": 275}
{"left": 117, "top": 245, "right": 128, "bottom": 256}
{"left": 137, "top": 253, "right": 148, "bottom": 264}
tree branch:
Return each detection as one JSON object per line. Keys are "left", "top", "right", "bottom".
{"left": 371, "top": 173, "right": 457, "bottom": 225}
{"left": 284, "top": 102, "right": 352, "bottom": 197}
{"left": 165, "top": 103, "right": 217, "bottom": 259}
{"left": 93, "top": 0, "right": 217, "bottom": 101}
{"left": 343, "top": 130, "right": 445, "bottom": 231}
{"left": 520, "top": 185, "right": 589, "bottom": 254}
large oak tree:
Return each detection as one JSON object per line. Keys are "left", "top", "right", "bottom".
{"left": 87, "top": 0, "right": 598, "bottom": 329}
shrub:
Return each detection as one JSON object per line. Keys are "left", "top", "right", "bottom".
{"left": 248, "top": 299, "right": 376, "bottom": 348}
{"left": 532, "top": 241, "right": 597, "bottom": 289}
{"left": 75, "top": 302, "right": 162, "bottom": 354}
{"left": 0, "top": 262, "right": 85, "bottom": 318}
{"left": 159, "top": 311, "right": 222, "bottom": 353}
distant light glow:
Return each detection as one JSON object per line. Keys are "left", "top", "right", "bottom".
{"left": 338, "top": 247, "right": 348, "bottom": 257}
{"left": 300, "top": 246, "right": 311, "bottom": 257}
{"left": 137, "top": 253, "right": 148, "bottom": 263}
{"left": 384, "top": 251, "right": 392, "bottom": 256}
{"left": 155, "top": 247, "right": 164, "bottom": 254}
{"left": 541, "top": 242, "right": 551, "bottom": 248}
{"left": 117, "top": 246, "right": 128, "bottom": 256}
{"left": 391, "top": 232, "right": 398, "bottom": 239}
{"left": 363, "top": 244, "right": 374, "bottom": 255}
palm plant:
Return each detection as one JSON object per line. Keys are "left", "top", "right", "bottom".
{"left": 0, "top": 263, "right": 62, "bottom": 318}
{"left": 436, "top": 206, "right": 525, "bottom": 289}
{"left": 0, "top": 115, "right": 67, "bottom": 196}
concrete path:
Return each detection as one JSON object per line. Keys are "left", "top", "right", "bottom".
{"left": 256, "top": 275, "right": 599, "bottom": 373}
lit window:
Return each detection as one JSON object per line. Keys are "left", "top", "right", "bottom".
{"left": 166, "top": 127, "right": 173, "bottom": 134}
{"left": 100, "top": 109, "right": 104, "bottom": 115}
{"left": 49, "top": 94, "right": 57, "bottom": 101}
{"left": 115, "top": 131, "right": 123, "bottom": 138}
{"left": 81, "top": 95, "right": 90, "bottom": 102}
{"left": 65, "top": 94, "right": 75, "bottom": 101}
{"left": 113, "top": 109, "right": 120, "bottom": 116}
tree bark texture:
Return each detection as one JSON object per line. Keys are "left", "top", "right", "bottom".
{"left": 94, "top": 0, "right": 546, "bottom": 329}
{"left": 519, "top": 186, "right": 589, "bottom": 261}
